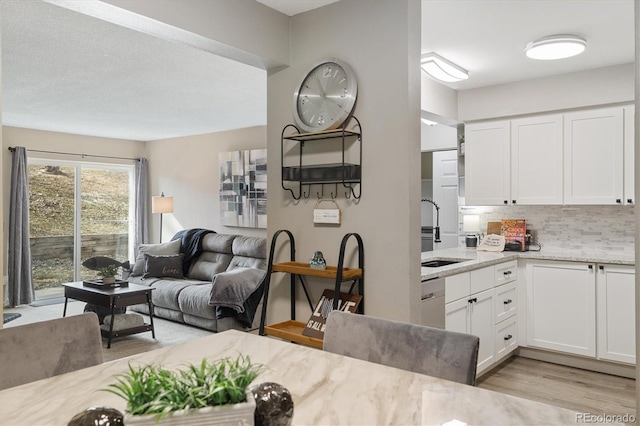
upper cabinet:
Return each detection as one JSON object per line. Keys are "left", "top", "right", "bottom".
{"left": 564, "top": 107, "right": 623, "bottom": 205}
{"left": 465, "top": 105, "right": 633, "bottom": 206}
{"left": 465, "top": 120, "right": 511, "bottom": 205}
{"left": 624, "top": 106, "right": 635, "bottom": 204}
{"left": 511, "top": 114, "right": 563, "bottom": 205}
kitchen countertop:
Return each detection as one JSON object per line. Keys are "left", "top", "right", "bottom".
{"left": 421, "top": 246, "right": 635, "bottom": 281}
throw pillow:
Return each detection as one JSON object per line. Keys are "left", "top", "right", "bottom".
{"left": 130, "top": 239, "right": 181, "bottom": 276}
{"left": 143, "top": 254, "right": 184, "bottom": 279}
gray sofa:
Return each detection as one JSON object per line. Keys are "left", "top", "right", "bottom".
{"left": 128, "top": 231, "right": 267, "bottom": 332}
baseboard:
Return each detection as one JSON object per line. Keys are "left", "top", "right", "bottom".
{"left": 29, "top": 297, "right": 66, "bottom": 307}
{"left": 516, "top": 347, "right": 636, "bottom": 379}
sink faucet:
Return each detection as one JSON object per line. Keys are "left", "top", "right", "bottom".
{"left": 421, "top": 198, "right": 442, "bottom": 243}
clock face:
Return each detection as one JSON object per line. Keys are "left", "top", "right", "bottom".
{"left": 293, "top": 58, "right": 357, "bottom": 133}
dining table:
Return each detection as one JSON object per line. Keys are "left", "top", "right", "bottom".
{"left": 0, "top": 329, "right": 617, "bottom": 425}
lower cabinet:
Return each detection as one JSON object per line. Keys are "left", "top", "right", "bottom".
{"left": 446, "top": 288, "right": 495, "bottom": 374}
{"left": 525, "top": 260, "right": 596, "bottom": 357}
{"left": 445, "top": 260, "right": 518, "bottom": 375}
{"left": 597, "top": 264, "right": 636, "bottom": 364}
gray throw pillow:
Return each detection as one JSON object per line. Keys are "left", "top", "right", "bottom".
{"left": 131, "top": 239, "right": 181, "bottom": 276}
{"left": 143, "top": 254, "right": 184, "bottom": 279}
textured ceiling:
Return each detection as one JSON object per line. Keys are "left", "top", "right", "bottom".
{"left": 1, "top": 1, "right": 266, "bottom": 141}
{"left": 0, "top": 0, "right": 635, "bottom": 142}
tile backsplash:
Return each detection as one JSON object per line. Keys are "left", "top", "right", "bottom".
{"left": 460, "top": 205, "right": 635, "bottom": 254}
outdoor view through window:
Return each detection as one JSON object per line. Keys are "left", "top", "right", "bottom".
{"left": 28, "top": 162, "right": 133, "bottom": 300}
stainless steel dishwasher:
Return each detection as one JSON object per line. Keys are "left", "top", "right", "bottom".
{"left": 421, "top": 277, "right": 445, "bottom": 329}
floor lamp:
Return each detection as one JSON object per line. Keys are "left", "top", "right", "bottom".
{"left": 152, "top": 192, "right": 174, "bottom": 243}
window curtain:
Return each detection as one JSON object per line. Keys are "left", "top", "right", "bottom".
{"left": 134, "top": 158, "right": 149, "bottom": 250}
{"left": 8, "top": 147, "right": 34, "bottom": 307}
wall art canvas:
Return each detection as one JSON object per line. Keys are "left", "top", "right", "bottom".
{"left": 219, "top": 149, "right": 267, "bottom": 228}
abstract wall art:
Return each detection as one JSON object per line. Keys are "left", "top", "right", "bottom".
{"left": 219, "top": 149, "right": 267, "bottom": 228}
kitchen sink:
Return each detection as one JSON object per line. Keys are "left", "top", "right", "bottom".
{"left": 421, "top": 259, "right": 464, "bottom": 268}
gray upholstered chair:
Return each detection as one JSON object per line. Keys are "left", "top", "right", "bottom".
{"left": 0, "top": 312, "right": 104, "bottom": 390}
{"left": 323, "top": 311, "right": 480, "bottom": 385}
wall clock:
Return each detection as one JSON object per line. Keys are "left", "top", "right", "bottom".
{"left": 293, "top": 58, "right": 358, "bottom": 133}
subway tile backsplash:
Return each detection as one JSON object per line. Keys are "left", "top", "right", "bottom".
{"left": 459, "top": 205, "right": 635, "bottom": 254}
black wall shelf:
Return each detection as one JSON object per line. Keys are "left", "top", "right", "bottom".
{"left": 281, "top": 116, "right": 362, "bottom": 200}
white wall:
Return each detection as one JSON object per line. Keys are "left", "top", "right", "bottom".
{"left": 266, "top": 0, "right": 422, "bottom": 324}
{"left": 421, "top": 73, "right": 459, "bottom": 121}
{"left": 458, "top": 63, "right": 635, "bottom": 122}
{"left": 145, "top": 126, "right": 267, "bottom": 242}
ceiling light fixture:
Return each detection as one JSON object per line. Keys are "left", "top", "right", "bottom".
{"left": 421, "top": 52, "right": 469, "bottom": 83}
{"left": 524, "top": 34, "right": 587, "bottom": 60}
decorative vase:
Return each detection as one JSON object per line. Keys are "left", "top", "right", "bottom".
{"left": 124, "top": 390, "right": 256, "bottom": 425}
{"left": 102, "top": 276, "right": 116, "bottom": 285}
{"left": 309, "top": 251, "right": 327, "bottom": 270}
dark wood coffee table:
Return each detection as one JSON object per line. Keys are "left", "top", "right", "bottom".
{"left": 62, "top": 281, "right": 155, "bottom": 348}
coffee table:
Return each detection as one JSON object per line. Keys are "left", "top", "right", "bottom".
{"left": 62, "top": 281, "right": 155, "bottom": 348}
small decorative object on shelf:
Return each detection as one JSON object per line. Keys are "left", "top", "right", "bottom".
{"left": 251, "top": 382, "right": 294, "bottom": 426}
{"left": 309, "top": 251, "right": 327, "bottom": 270}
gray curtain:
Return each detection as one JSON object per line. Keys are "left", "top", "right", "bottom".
{"left": 8, "top": 147, "right": 34, "bottom": 307}
{"left": 134, "top": 158, "right": 149, "bottom": 249}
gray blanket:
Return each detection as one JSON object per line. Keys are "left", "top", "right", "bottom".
{"left": 208, "top": 267, "right": 266, "bottom": 313}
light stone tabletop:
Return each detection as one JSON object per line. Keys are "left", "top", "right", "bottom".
{"left": 0, "top": 329, "right": 615, "bottom": 425}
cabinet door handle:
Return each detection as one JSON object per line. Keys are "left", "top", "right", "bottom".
{"left": 512, "top": 200, "right": 516, "bottom": 204}
{"left": 598, "top": 265, "right": 604, "bottom": 271}
{"left": 503, "top": 200, "right": 508, "bottom": 205}
{"left": 588, "top": 264, "right": 593, "bottom": 270}
{"left": 627, "top": 199, "right": 633, "bottom": 204}
{"left": 616, "top": 199, "right": 622, "bottom": 204}
{"left": 504, "top": 334, "right": 513, "bottom": 341}
{"left": 468, "top": 297, "right": 477, "bottom": 304}
{"left": 503, "top": 299, "right": 512, "bottom": 305}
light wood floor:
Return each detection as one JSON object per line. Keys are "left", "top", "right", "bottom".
{"left": 477, "top": 356, "right": 637, "bottom": 424}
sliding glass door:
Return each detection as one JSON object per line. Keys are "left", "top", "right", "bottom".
{"left": 28, "top": 160, "right": 134, "bottom": 300}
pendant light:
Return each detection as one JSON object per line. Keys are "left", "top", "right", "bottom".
{"left": 525, "top": 35, "right": 587, "bottom": 60}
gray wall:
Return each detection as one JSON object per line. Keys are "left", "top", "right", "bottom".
{"left": 266, "top": 0, "right": 423, "bottom": 324}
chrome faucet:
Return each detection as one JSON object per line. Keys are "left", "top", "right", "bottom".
{"left": 421, "top": 199, "right": 442, "bottom": 243}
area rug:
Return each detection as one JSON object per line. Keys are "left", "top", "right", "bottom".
{"left": 4, "top": 301, "right": 212, "bottom": 362}
{"left": 2, "top": 313, "right": 21, "bottom": 324}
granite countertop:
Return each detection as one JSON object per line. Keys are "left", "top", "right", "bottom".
{"left": 421, "top": 246, "right": 635, "bottom": 281}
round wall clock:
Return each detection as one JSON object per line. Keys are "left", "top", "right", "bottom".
{"left": 293, "top": 58, "right": 358, "bottom": 133}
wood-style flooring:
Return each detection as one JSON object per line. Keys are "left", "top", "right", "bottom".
{"left": 477, "top": 356, "right": 637, "bottom": 424}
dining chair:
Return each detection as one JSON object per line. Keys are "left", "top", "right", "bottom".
{"left": 0, "top": 312, "right": 104, "bottom": 390}
{"left": 323, "top": 311, "right": 480, "bottom": 385}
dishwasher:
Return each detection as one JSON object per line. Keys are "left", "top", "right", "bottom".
{"left": 421, "top": 277, "right": 445, "bottom": 329}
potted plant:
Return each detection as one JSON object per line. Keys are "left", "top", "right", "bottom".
{"left": 98, "top": 264, "right": 119, "bottom": 284}
{"left": 104, "top": 355, "right": 264, "bottom": 425}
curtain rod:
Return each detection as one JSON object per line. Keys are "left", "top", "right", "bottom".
{"left": 7, "top": 146, "right": 140, "bottom": 162}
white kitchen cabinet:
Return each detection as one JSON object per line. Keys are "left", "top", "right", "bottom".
{"left": 525, "top": 260, "right": 596, "bottom": 357}
{"left": 563, "top": 107, "right": 624, "bottom": 205}
{"left": 510, "top": 114, "right": 563, "bottom": 205}
{"left": 495, "top": 316, "right": 518, "bottom": 360}
{"left": 445, "top": 288, "right": 495, "bottom": 374}
{"left": 465, "top": 120, "right": 510, "bottom": 205}
{"left": 623, "top": 105, "right": 635, "bottom": 205}
{"left": 494, "top": 281, "right": 517, "bottom": 323}
{"left": 444, "top": 262, "right": 517, "bottom": 375}
{"left": 596, "top": 264, "right": 636, "bottom": 364}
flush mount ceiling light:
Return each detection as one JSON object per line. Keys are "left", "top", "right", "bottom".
{"left": 421, "top": 52, "right": 469, "bottom": 83}
{"left": 524, "top": 34, "right": 587, "bottom": 60}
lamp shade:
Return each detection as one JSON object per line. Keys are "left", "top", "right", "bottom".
{"left": 152, "top": 194, "right": 174, "bottom": 214}
{"left": 463, "top": 215, "right": 480, "bottom": 233}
